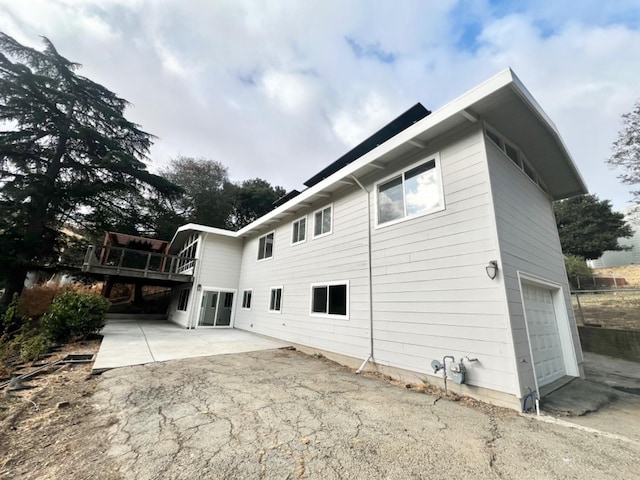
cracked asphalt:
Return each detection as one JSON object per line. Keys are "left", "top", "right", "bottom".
{"left": 93, "top": 348, "right": 640, "bottom": 479}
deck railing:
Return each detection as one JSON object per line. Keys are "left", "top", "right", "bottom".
{"left": 82, "top": 245, "right": 197, "bottom": 279}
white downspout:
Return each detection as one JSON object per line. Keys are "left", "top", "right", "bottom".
{"left": 351, "top": 175, "right": 374, "bottom": 374}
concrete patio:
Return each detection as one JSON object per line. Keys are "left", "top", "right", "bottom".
{"left": 92, "top": 317, "right": 290, "bottom": 372}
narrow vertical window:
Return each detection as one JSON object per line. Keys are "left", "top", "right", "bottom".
{"left": 242, "top": 289, "right": 252, "bottom": 309}
{"left": 269, "top": 287, "right": 283, "bottom": 313}
{"left": 257, "top": 232, "right": 274, "bottom": 260}
{"left": 292, "top": 217, "right": 306, "bottom": 245}
{"left": 177, "top": 289, "right": 190, "bottom": 311}
{"left": 313, "top": 205, "right": 332, "bottom": 237}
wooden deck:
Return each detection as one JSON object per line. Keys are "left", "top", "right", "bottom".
{"left": 82, "top": 245, "right": 196, "bottom": 285}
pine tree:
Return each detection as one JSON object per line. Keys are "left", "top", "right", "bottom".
{"left": 0, "top": 33, "right": 178, "bottom": 305}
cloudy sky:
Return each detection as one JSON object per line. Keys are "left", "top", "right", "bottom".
{"left": 1, "top": 0, "right": 639, "bottom": 208}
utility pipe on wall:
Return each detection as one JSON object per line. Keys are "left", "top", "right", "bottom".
{"left": 351, "top": 174, "right": 374, "bottom": 373}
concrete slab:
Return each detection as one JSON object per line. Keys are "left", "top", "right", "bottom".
{"left": 93, "top": 318, "right": 289, "bottom": 371}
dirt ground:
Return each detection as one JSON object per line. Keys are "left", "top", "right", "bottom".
{"left": 1, "top": 346, "right": 639, "bottom": 479}
{"left": 0, "top": 340, "right": 121, "bottom": 479}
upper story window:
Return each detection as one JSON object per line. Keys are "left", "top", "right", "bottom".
{"left": 292, "top": 216, "right": 306, "bottom": 245}
{"left": 257, "top": 231, "right": 274, "bottom": 260}
{"left": 177, "top": 233, "right": 198, "bottom": 273}
{"left": 485, "top": 127, "right": 548, "bottom": 193}
{"left": 376, "top": 156, "right": 444, "bottom": 226}
{"left": 313, "top": 205, "right": 332, "bottom": 238}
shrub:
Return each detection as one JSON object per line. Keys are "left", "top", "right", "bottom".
{"left": 41, "top": 292, "right": 110, "bottom": 343}
{"left": 18, "top": 332, "right": 52, "bottom": 362}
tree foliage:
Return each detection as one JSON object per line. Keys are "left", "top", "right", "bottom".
{"left": 0, "top": 33, "right": 179, "bottom": 305}
{"left": 149, "top": 157, "right": 286, "bottom": 235}
{"left": 554, "top": 194, "right": 632, "bottom": 259}
{"left": 608, "top": 100, "right": 640, "bottom": 201}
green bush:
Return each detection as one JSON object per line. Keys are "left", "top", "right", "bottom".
{"left": 41, "top": 292, "right": 110, "bottom": 343}
{"left": 18, "top": 332, "right": 52, "bottom": 362}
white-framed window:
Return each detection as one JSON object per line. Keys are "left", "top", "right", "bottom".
{"left": 257, "top": 231, "right": 274, "bottom": 260}
{"left": 484, "top": 126, "right": 548, "bottom": 193}
{"left": 177, "top": 233, "right": 198, "bottom": 273}
{"left": 376, "top": 155, "right": 444, "bottom": 227}
{"left": 310, "top": 281, "right": 349, "bottom": 318}
{"left": 313, "top": 205, "right": 332, "bottom": 238}
{"left": 291, "top": 216, "right": 307, "bottom": 245}
{"left": 177, "top": 288, "right": 190, "bottom": 312}
{"left": 241, "top": 289, "right": 252, "bottom": 310}
{"left": 269, "top": 286, "right": 283, "bottom": 313}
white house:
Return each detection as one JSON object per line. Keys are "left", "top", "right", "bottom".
{"left": 165, "top": 68, "right": 587, "bottom": 410}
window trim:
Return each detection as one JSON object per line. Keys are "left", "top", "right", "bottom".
{"left": 313, "top": 204, "right": 333, "bottom": 239}
{"left": 374, "top": 154, "right": 445, "bottom": 229}
{"left": 177, "top": 288, "right": 190, "bottom": 312}
{"left": 177, "top": 233, "right": 199, "bottom": 273}
{"left": 241, "top": 289, "right": 252, "bottom": 310}
{"left": 268, "top": 286, "right": 283, "bottom": 314}
{"left": 291, "top": 215, "right": 307, "bottom": 246}
{"left": 309, "top": 280, "right": 350, "bottom": 319}
{"left": 257, "top": 231, "right": 275, "bottom": 261}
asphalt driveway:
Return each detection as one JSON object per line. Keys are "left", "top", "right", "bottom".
{"left": 91, "top": 348, "right": 640, "bottom": 479}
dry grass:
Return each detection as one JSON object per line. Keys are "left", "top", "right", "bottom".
{"left": 593, "top": 265, "right": 640, "bottom": 287}
{"left": 572, "top": 290, "right": 640, "bottom": 330}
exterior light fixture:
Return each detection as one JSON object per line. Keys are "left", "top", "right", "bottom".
{"left": 486, "top": 261, "right": 498, "bottom": 280}
{"left": 197, "top": 284, "right": 202, "bottom": 291}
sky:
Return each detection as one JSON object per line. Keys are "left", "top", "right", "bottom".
{"left": 1, "top": 0, "right": 639, "bottom": 209}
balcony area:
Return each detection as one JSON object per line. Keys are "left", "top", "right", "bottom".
{"left": 82, "top": 244, "right": 196, "bottom": 286}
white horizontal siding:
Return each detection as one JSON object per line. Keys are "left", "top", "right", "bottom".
{"left": 234, "top": 188, "right": 371, "bottom": 359}
{"left": 369, "top": 126, "right": 515, "bottom": 394}
{"left": 198, "top": 234, "right": 243, "bottom": 290}
{"left": 487, "top": 139, "right": 582, "bottom": 397}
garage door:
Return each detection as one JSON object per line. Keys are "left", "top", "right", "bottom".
{"left": 522, "top": 283, "right": 566, "bottom": 387}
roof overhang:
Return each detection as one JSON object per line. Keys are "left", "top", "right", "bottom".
{"left": 169, "top": 69, "right": 587, "bottom": 244}
{"left": 236, "top": 68, "right": 587, "bottom": 237}
{"left": 169, "top": 223, "right": 238, "bottom": 253}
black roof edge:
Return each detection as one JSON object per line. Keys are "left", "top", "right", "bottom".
{"left": 303, "top": 103, "right": 431, "bottom": 188}
{"left": 273, "top": 189, "right": 302, "bottom": 208}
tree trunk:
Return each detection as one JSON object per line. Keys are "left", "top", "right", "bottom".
{"left": 0, "top": 265, "right": 28, "bottom": 307}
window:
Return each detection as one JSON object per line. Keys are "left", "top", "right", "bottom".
{"left": 242, "top": 289, "right": 252, "bottom": 309}
{"left": 486, "top": 127, "right": 545, "bottom": 189}
{"left": 223, "top": 292, "right": 234, "bottom": 308}
{"left": 257, "top": 232, "right": 274, "bottom": 260}
{"left": 311, "top": 282, "right": 348, "bottom": 318}
{"left": 313, "top": 205, "right": 332, "bottom": 237}
{"left": 377, "top": 157, "right": 443, "bottom": 226}
{"left": 177, "top": 233, "right": 198, "bottom": 273}
{"left": 291, "top": 216, "right": 306, "bottom": 245}
{"left": 177, "top": 289, "right": 190, "bottom": 311}
{"left": 269, "top": 287, "right": 283, "bottom": 313}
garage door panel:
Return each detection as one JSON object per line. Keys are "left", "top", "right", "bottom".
{"left": 523, "top": 283, "right": 566, "bottom": 387}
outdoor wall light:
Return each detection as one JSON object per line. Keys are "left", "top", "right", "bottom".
{"left": 486, "top": 261, "right": 498, "bottom": 280}
{"left": 197, "top": 284, "right": 202, "bottom": 291}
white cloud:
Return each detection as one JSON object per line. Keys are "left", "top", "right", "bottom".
{"left": 0, "top": 0, "right": 639, "bottom": 208}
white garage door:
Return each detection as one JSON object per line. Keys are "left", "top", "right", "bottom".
{"left": 522, "top": 283, "right": 566, "bottom": 387}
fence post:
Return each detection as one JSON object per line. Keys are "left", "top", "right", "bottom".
{"left": 574, "top": 292, "right": 585, "bottom": 325}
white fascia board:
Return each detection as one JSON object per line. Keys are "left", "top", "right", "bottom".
{"left": 508, "top": 72, "right": 589, "bottom": 194}
{"left": 237, "top": 69, "right": 519, "bottom": 237}
{"left": 170, "top": 223, "right": 238, "bottom": 244}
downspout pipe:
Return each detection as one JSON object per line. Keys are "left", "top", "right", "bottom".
{"left": 351, "top": 174, "right": 374, "bottom": 374}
